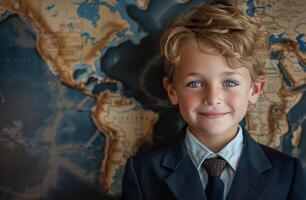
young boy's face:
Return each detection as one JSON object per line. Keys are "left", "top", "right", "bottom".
{"left": 164, "top": 40, "right": 264, "bottom": 141}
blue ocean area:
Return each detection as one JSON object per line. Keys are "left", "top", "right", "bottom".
{"left": 46, "top": 4, "right": 58, "bottom": 17}
{"left": 278, "top": 63, "right": 292, "bottom": 87}
{"left": 74, "top": 59, "right": 110, "bottom": 94}
{"left": 77, "top": 0, "right": 100, "bottom": 28}
{"left": 269, "top": 32, "right": 288, "bottom": 44}
{"left": 99, "top": 2, "right": 146, "bottom": 55}
{"left": 92, "top": 59, "right": 108, "bottom": 80}
{"left": 67, "top": 22, "right": 74, "bottom": 31}
{"left": 298, "top": 60, "right": 306, "bottom": 72}
{"left": 92, "top": 83, "right": 118, "bottom": 94}
{"left": 0, "top": 19, "right": 19, "bottom": 45}
{"left": 0, "top": 11, "right": 12, "bottom": 21}
{"left": 246, "top": 0, "right": 255, "bottom": 16}
{"left": 81, "top": 32, "right": 96, "bottom": 45}
{"left": 270, "top": 51, "right": 281, "bottom": 60}
{"left": 0, "top": 17, "right": 58, "bottom": 189}
{"left": 46, "top": 4, "right": 55, "bottom": 11}
{"left": 296, "top": 34, "right": 306, "bottom": 53}
{"left": 0, "top": 16, "right": 104, "bottom": 198}
{"left": 0, "top": 18, "right": 54, "bottom": 138}
{"left": 76, "top": 0, "right": 146, "bottom": 44}
{"left": 73, "top": 63, "right": 93, "bottom": 83}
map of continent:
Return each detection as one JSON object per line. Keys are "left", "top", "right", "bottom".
{"left": 0, "top": 0, "right": 305, "bottom": 199}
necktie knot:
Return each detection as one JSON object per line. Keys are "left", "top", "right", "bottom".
{"left": 203, "top": 158, "right": 227, "bottom": 177}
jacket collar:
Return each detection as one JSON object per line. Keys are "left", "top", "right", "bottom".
{"left": 226, "top": 129, "right": 272, "bottom": 200}
{"left": 162, "top": 127, "right": 206, "bottom": 200}
{"left": 161, "top": 126, "right": 272, "bottom": 200}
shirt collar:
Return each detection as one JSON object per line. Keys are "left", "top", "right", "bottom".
{"left": 184, "top": 126, "right": 244, "bottom": 171}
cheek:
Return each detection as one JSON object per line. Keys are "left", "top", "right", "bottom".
{"left": 177, "top": 93, "right": 200, "bottom": 111}
{"left": 227, "top": 91, "right": 249, "bottom": 111}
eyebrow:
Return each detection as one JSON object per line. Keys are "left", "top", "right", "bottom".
{"left": 185, "top": 71, "right": 242, "bottom": 77}
{"left": 220, "top": 71, "right": 243, "bottom": 76}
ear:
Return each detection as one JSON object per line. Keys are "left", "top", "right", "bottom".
{"left": 249, "top": 79, "right": 265, "bottom": 104}
{"left": 163, "top": 77, "right": 178, "bottom": 105}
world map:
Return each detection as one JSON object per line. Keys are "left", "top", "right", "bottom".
{"left": 0, "top": 0, "right": 305, "bottom": 199}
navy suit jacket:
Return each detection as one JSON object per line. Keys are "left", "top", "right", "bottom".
{"left": 122, "top": 128, "right": 306, "bottom": 200}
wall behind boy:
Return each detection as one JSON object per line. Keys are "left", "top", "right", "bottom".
{"left": 0, "top": 0, "right": 305, "bottom": 199}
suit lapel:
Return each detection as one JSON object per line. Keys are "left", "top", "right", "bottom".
{"left": 227, "top": 130, "right": 272, "bottom": 200}
{"left": 165, "top": 155, "right": 206, "bottom": 200}
{"left": 162, "top": 128, "right": 206, "bottom": 200}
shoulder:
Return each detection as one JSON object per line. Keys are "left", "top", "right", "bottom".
{"left": 134, "top": 143, "right": 168, "bottom": 163}
{"left": 128, "top": 137, "right": 177, "bottom": 169}
{"left": 250, "top": 141, "right": 306, "bottom": 188}
{"left": 258, "top": 144, "right": 306, "bottom": 198}
{"left": 128, "top": 129, "right": 187, "bottom": 171}
{"left": 259, "top": 144, "right": 293, "bottom": 160}
{"left": 243, "top": 129, "right": 299, "bottom": 168}
{"left": 258, "top": 143, "right": 301, "bottom": 169}
{"left": 243, "top": 129, "right": 302, "bottom": 173}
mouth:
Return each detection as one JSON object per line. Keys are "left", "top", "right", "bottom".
{"left": 198, "top": 112, "right": 229, "bottom": 119}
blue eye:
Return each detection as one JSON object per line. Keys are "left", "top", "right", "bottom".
{"left": 224, "top": 80, "right": 238, "bottom": 87}
{"left": 186, "top": 81, "right": 203, "bottom": 88}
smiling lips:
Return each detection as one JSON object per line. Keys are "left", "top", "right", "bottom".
{"left": 198, "top": 112, "right": 229, "bottom": 119}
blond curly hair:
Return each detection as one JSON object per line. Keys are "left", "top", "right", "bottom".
{"left": 160, "top": 2, "right": 270, "bottom": 83}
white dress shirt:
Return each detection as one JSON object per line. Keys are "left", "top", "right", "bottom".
{"left": 184, "top": 126, "right": 244, "bottom": 199}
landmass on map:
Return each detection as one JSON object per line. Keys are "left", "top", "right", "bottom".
{"left": 92, "top": 91, "right": 158, "bottom": 192}
{"left": 234, "top": 0, "right": 305, "bottom": 148}
{"left": 0, "top": 0, "right": 156, "bottom": 194}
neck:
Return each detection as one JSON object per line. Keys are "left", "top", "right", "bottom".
{"left": 189, "top": 127, "right": 239, "bottom": 153}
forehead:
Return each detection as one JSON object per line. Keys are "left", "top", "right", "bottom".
{"left": 179, "top": 39, "right": 223, "bottom": 67}
{"left": 175, "top": 39, "right": 251, "bottom": 78}
{"left": 181, "top": 39, "right": 218, "bottom": 55}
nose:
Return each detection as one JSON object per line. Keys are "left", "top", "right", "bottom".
{"left": 202, "top": 86, "right": 222, "bottom": 106}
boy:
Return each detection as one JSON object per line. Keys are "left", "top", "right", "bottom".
{"left": 122, "top": 1, "right": 306, "bottom": 200}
